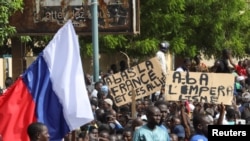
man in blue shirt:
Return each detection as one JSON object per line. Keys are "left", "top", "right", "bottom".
{"left": 133, "top": 106, "right": 169, "bottom": 141}
{"left": 190, "top": 114, "right": 213, "bottom": 141}
{"left": 154, "top": 100, "right": 170, "bottom": 141}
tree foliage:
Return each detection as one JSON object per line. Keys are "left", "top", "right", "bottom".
{"left": 80, "top": 0, "right": 250, "bottom": 59}
{"left": 138, "top": 0, "right": 250, "bottom": 58}
{"left": 7, "top": 0, "right": 250, "bottom": 59}
{"left": 0, "top": 0, "right": 23, "bottom": 46}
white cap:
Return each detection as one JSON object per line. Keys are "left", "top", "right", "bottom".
{"left": 104, "top": 98, "right": 113, "bottom": 106}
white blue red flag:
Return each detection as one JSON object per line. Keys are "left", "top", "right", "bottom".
{"left": 0, "top": 20, "right": 94, "bottom": 141}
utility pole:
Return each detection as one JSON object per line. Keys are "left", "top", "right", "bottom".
{"left": 91, "top": 0, "right": 99, "bottom": 82}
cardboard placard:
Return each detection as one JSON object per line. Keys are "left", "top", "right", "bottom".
{"left": 165, "top": 71, "right": 234, "bottom": 105}
{"left": 105, "top": 57, "right": 165, "bottom": 106}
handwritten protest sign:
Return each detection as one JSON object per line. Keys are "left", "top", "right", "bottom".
{"left": 105, "top": 57, "right": 165, "bottom": 107}
{"left": 165, "top": 71, "right": 235, "bottom": 105}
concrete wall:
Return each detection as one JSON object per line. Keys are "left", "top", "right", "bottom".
{"left": 81, "top": 51, "right": 174, "bottom": 75}
{"left": 24, "top": 52, "right": 175, "bottom": 77}
{"left": 10, "top": 49, "right": 240, "bottom": 87}
{"left": 0, "top": 57, "right": 12, "bottom": 88}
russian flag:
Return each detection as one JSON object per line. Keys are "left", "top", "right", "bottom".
{"left": 0, "top": 20, "right": 94, "bottom": 141}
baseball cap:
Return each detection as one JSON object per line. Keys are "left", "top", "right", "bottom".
{"left": 101, "top": 85, "right": 109, "bottom": 96}
{"left": 104, "top": 98, "right": 113, "bottom": 106}
{"left": 173, "top": 125, "right": 185, "bottom": 138}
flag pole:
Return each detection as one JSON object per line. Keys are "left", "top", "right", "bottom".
{"left": 91, "top": 0, "right": 99, "bottom": 82}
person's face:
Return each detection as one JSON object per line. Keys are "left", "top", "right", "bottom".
{"left": 158, "top": 104, "right": 168, "bottom": 122}
{"left": 201, "top": 115, "right": 214, "bottom": 137}
{"left": 97, "top": 83, "right": 103, "bottom": 91}
{"left": 170, "top": 134, "right": 178, "bottom": 141}
{"left": 38, "top": 125, "right": 50, "bottom": 141}
{"left": 86, "top": 74, "right": 92, "bottom": 84}
{"left": 123, "top": 131, "right": 132, "bottom": 141}
{"left": 136, "top": 101, "right": 143, "bottom": 112}
{"left": 170, "top": 118, "right": 176, "bottom": 128}
{"left": 90, "top": 129, "right": 98, "bottom": 138}
{"left": 95, "top": 109, "right": 105, "bottom": 119}
{"left": 109, "top": 135, "right": 117, "bottom": 141}
{"left": 165, "top": 119, "right": 171, "bottom": 129}
{"left": 143, "top": 101, "right": 150, "bottom": 109}
{"left": 147, "top": 107, "right": 161, "bottom": 125}
{"left": 169, "top": 102, "right": 177, "bottom": 113}
{"left": 184, "top": 61, "right": 191, "bottom": 70}
{"left": 106, "top": 114, "right": 114, "bottom": 123}
{"left": 118, "top": 116, "right": 127, "bottom": 127}
{"left": 78, "top": 136, "right": 89, "bottom": 141}
{"left": 103, "top": 102, "right": 110, "bottom": 109}
{"left": 99, "top": 132, "right": 109, "bottom": 140}
{"left": 194, "top": 102, "right": 203, "bottom": 111}
{"left": 100, "top": 92, "right": 107, "bottom": 100}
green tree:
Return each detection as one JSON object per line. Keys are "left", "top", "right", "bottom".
{"left": 138, "top": 0, "right": 250, "bottom": 58}
{"left": 81, "top": 0, "right": 250, "bottom": 59}
{"left": 0, "top": 0, "right": 23, "bottom": 46}
{"left": 11, "top": 1, "right": 249, "bottom": 59}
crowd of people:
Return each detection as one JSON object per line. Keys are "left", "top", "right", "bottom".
{"left": 65, "top": 45, "right": 249, "bottom": 141}
{"left": 2, "top": 42, "right": 250, "bottom": 141}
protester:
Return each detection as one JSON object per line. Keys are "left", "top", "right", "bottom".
{"left": 27, "top": 122, "right": 50, "bottom": 141}
{"left": 175, "top": 58, "right": 192, "bottom": 72}
{"left": 154, "top": 100, "right": 170, "bottom": 141}
{"left": 77, "top": 131, "right": 89, "bottom": 141}
{"left": 120, "top": 60, "right": 128, "bottom": 72}
{"left": 123, "top": 128, "right": 133, "bottom": 141}
{"left": 190, "top": 54, "right": 209, "bottom": 72}
{"left": 91, "top": 81, "right": 103, "bottom": 98}
{"left": 2, "top": 76, "right": 13, "bottom": 93}
{"left": 133, "top": 106, "right": 169, "bottom": 141}
{"left": 156, "top": 41, "right": 170, "bottom": 74}
{"left": 212, "top": 49, "right": 232, "bottom": 73}
{"left": 85, "top": 73, "right": 94, "bottom": 95}
{"left": 170, "top": 133, "right": 179, "bottom": 141}
{"left": 171, "top": 116, "right": 185, "bottom": 141}
{"left": 189, "top": 114, "right": 213, "bottom": 141}
{"left": 229, "top": 57, "right": 247, "bottom": 77}
{"left": 15, "top": 50, "right": 250, "bottom": 141}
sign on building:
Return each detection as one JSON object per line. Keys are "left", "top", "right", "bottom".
{"left": 10, "top": 0, "right": 140, "bottom": 35}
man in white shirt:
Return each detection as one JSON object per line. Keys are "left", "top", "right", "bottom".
{"left": 156, "top": 41, "right": 170, "bottom": 74}
{"left": 175, "top": 58, "right": 192, "bottom": 72}
{"left": 155, "top": 41, "right": 170, "bottom": 102}
{"left": 91, "top": 81, "right": 103, "bottom": 98}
